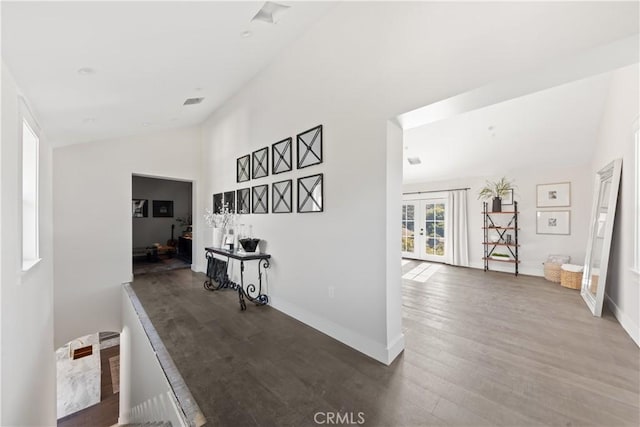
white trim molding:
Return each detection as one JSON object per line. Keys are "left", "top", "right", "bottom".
{"left": 606, "top": 294, "right": 640, "bottom": 347}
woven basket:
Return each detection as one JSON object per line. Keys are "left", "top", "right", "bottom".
{"left": 543, "top": 262, "right": 562, "bottom": 283}
{"left": 560, "top": 269, "right": 582, "bottom": 290}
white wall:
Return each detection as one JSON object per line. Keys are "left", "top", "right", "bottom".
{"left": 53, "top": 126, "right": 201, "bottom": 348}
{"left": 196, "top": 2, "right": 633, "bottom": 363}
{"left": 1, "top": 61, "right": 56, "bottom": 426}
{"left": 403, "top": 164, "right": 593, "bottom": 276}
{"left": 591, "top": 64, "right": 639, "bottom": 345}
{"left": 132, "top": 176, "right": 192, "bottom": 248}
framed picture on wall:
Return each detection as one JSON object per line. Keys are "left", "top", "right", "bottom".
{"left": 252, "top": 185, "right": 269, "bottom": 214}
{"left": 502, "top": 189, "right": 514, "bottom": 206}
{"left": 272, "top": 137, "right": 292, "bottom": 174}
{"left": 237, "top": 154, "right": 250, "bottom": 183}
{"left": 252, "top": 147, "right": 269, "bottom": 179}
{"left": 297, "top": 125, "right": 323, "bottom": 169}
{"left": 537, "top": 182, "right": 571, "bottom": 207}
{"left": 237, "top": 188, "right": 250, "bottom": 214}
{"left": 536, "top": 210, "right": 570, "bottom": 235}
{"left": 213, "top": 193, "right": 223, "bottom": 213}
{"left": 224, "top": 191, "right": 236, "bottom": 213}
{"left": 272, "top": 179, "right": 292, "bottom": 213}
{"left": 132, "top": 199, "right": 148, "bottom": 218}
{"left": 152, "top": 200, "right": 174, "bottom": 217}
{"left": 297, "top": 173, "right": 323, "bottom": 213}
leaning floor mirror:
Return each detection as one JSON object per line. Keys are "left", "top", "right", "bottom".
{"left": 581, "top": 158, "right": 623, "bottom": 316}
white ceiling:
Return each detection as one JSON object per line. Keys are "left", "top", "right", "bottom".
{"left": 402, "top": 72, "right": 613, "bottom": 184}
{"left": 1, "top": 1, "right": 336, "bottom": 146}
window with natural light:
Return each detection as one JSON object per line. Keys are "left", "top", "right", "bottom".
{"left": 22, "top": 118, "right": 39, "bottom": 270}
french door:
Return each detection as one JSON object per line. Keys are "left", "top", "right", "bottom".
{"left": 402, "top": 198, "right": 447, "bottom": 262}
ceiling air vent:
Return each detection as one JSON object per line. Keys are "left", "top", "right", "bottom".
{"left": 407, "top": 157, "right": 422, "bottom": 165}
{"left": 183, "top": 97, "right": 204, "bottom": 106}
{"left": 252, "top": 1, "right": 291, "bottom": 24}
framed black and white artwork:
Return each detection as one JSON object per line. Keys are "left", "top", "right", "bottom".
{"left": 224, "top": 191, "right": 236, "bottom": 213}
{"left": 252, "top": 147, "right": 269, "bottom": 179}
{"left": 272, "top": 137, "right": 292, "bottom": 175}
{"left": 297, "top": 173, "right": 323, "bottom": 213}
{"left": 213, "top": 193, "right": 223, "bottom": 213}
{"left": 252, "top": 185, "right": 269, "bottom": 214}
{"left": 297, "top": 125, "right": 323, "bottom": 169}
{"left": 132, "top": 199, "right": 148, "bottom": 218}
{"left": 237, "top": 188, "right": 250, "bottom": 214}
{"left": 536, "top": 210, "right": 570, "bottom": 235}
{"left": 237, "top": 154, "right": 251, "bottom": 183}
{"left": 272, "top": 180, "right": 292, "bottom": 213}
{"left": 152, "top": 200, "right": 174, "bottom": 217}
{"left": 537, "top": 182, "right": 571, "bottom": 207}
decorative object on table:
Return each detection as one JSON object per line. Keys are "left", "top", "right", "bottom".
{"left": 477, "top": 177, "right": 514, "bottom": 213}
{"left": 225, "top": 229, "right": 235, "bottom": 252}
{"left": 252, "top": 147, "right": 269, "bottom": 179}
{"left": 536, "top": 210, "right": 570, "bottom": 235}
{"left": 297, "top": 124, "right": 323, "bottom": 169}
{"left": 224, "top": 191, "right": 236, "bottom": 213}
{"left": 236, "top": 188, "right": 250, "bottom": 214}
{"left": 237, "top": 154, "right": 250, "bottom": 183}
{"left": 490, "top": 253, "right": 510, "bottom": 261}
{"left": 239, "top": 238, "right": 260, "bottom": 252}
{"left": 132, "top": 199, "right": 148, "bottom": 218}
{"left": 175, "top": 215, "right": 192, "bottom": 234}
{"left": 272, "top": 179, "right": 292, "bottom": 213}
{"left": 204, "top": 204, "right": 240, "bottom": 249}
{"left": 505, "top": 234, "right": 512, "bottom": 244}
{"left": 536, "top": 182, "right": 571, "bottom": 207}
{"left": 152, "top": 200, "right": 174, "bottom": 217}
{"left": 297, "top": 173, "right": 323, "bottom": 213}
{"left": 272, "top": 137, "right": 292, "bottom": 174}
{"left": 213, "top": 193, "right": 223, "bottom": 213}
{"left": 543, "top": 254, "right": 571, "bottom": 283}
{"left": 252, "top": 184, "right": 269, "bottom": 214}
{"left": 560, "top": 264, "right": 583, "bottom": 290}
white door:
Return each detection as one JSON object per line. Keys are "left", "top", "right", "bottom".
{"left": 402, "top": 198, "right": 447, "bottom": 262}
{"left": 401, "top": 202, "right": 418, "bottom": 258}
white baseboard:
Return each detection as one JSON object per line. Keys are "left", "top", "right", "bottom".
{"left": 605, "top": 294, "right": 640, "bottom": 347}
{"left": 270, "top": 296, "right": 402, "bottom": 365}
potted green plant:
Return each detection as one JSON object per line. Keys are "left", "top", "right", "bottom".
{"left": 478, "top": 177, "right": 513, "bottom": 212}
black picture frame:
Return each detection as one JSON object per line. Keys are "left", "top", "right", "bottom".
{"left": 272, "top": 180, "right": 292, "bottom": 214}
{"left": 224, "top": 191, "right": 236, "bottom": 213}
{"left": 297, "top": 124, "right": 323, "bottom": 169}
{"left": 252, "top": 147, "right": 269, "bottom": 179}
{"left": 152, "top": 200, "right": 174, "bottom": 217}
{"left": 297, "top": 173, "right": 323, "bottom": 213}
{"left": 252, "top": 185, "right": 269, "bottom": 214}
{"left": 213, "top": 193, "right": 223, "bottom": 213}
{"left": 272, "top": 137, "right": 292, "bottom": 175}
{"left": 132, "top": 199, "right": 148, "bottom": 218}
{"left": 237, "top": 154, "right": 250, "bottom": 183}
{"left": 237, "top": 188, "right": 250, "bottom": 214}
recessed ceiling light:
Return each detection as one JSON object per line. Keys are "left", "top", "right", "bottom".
{"left": 142, "top": 122, "right": 150, "bottom": 127}
{"left": 77, "top": 67, "right": 95, "bottom": 76}
{"left": 82, "top": 117, "right": 96, "bottom": 124}
{"left": 241, "top": 30, "right": 252, "bottom": 38}
{"left": 183, "top": 97, "right": 204, "bottom": 106}
{"left": 407, "top": 157, "right": 422, "bottom": 165}
{"left": 194, "top": 87, "right": 203, "bottom": 92}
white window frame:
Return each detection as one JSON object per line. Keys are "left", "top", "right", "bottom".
{"left": 20, "top": 99, "right": 41, "bottom": 271}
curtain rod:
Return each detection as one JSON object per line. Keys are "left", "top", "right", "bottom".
{"left": 403, "top": 187, "right": 470, "bottom": 195}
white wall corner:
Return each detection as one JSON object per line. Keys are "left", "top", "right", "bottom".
{"left": 605, "top": 294, "right": 640, "bottom": 347}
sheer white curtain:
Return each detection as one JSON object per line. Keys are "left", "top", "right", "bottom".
{"left": 446, "top": 190, "right": 469, "bottom": 266}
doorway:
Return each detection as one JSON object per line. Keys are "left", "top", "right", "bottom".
{"left": 402, "top": 198, "right": 447, "bottom": 262}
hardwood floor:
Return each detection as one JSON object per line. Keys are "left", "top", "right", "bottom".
{"left": 131, "top": 262, "right": 639, "bottom": 426}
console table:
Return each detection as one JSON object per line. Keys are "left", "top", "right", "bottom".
{"left": 203, "top": 247, "right": 271, "bottom": 311}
